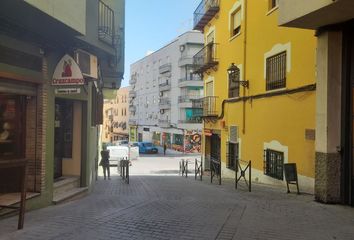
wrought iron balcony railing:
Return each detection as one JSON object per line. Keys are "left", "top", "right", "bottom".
{"left": 193, "top": 0, "right": 220, "bottom": 31}
{"left": 98, "top": 0, "right": 115, "bottom": 46}
{"left": 192, "top": 96, "right": 218, "bottom": 117}
{"left": 193, "top": 43, "right": 218, "bottom": 74}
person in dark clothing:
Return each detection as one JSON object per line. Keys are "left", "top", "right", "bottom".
{"left": 163, "top": 143, "right": 167, "bottom": 155}
{"left": 100, "top": 146, "right": 110, "bottom": 180}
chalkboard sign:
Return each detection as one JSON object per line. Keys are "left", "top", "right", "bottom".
{"left": 284, "top": 163, "right": 300, "bottom": 194}
{"left": 284, "top": 163, "right": 298, "bottom": 182}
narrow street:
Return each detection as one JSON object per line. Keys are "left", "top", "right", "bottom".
{"left": 1, "top": 153, "right": 354, "bottom": 240}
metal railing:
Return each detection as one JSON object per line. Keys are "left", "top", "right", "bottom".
{"left": 193, "top": 43, "right": 218, "bottom": 74}
{"left": 193, "top": 0, "right": 220, "bottom": 31}
{"left": 178, "top": 118, "right": 202, "bottom": 124}
{"left": 179, "top": 159, "right": 203, "bottom": 180}
{"left": 235, "top": 159, "right": 251, "bottom": 192}
{"left": 119, "top": 158, "right": 129, "bottom": 184}
{"left": 98, "top": 0, "right": 115, "bottom": 45}
{"left": 178, "top": 95, "right": 203, "bottom": 103}
{"left": 210, "top": 157, "right": 221, "bottom": 185}
{"left": 266, "top": 51, "right": 286, "bottom": 91}
{"left": 192, "top": 96, "right": 218, "bottom": 117}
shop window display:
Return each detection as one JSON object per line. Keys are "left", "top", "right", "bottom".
{"left": 0, "top": 95, "right": 25, "bottom": 159}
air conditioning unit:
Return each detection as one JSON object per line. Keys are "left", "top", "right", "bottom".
{"left": 74, "top": 49, "right": 98, "bottom": 79}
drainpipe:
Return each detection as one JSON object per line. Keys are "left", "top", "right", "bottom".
{"left": 242, "top": 0, "right": 248, "bottom": 134}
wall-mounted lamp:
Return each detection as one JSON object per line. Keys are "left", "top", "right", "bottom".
{"left": 227, "top": 63, "right": 249, "bottom": 88}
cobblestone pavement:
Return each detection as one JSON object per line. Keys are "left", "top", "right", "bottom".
{"left": 1, "top": 154, "right": 354, "bottom": 240}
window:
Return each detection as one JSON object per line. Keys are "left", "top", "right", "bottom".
{"left": 0, "top": 95, "right": 26, "bottom": 159}
{"left": 227, "top": 142, "right": 239, "bottom": 170}
{"left": 266, "top": 51, "right": 286, "bottom": 91}
{"left": 228, "top": 66, "right": 240, "bottom": 98}
{"left": 264, "top": 149, "right": 284, "bottom": 180}
{"left": 231, "top": 8, "right": 241, "bottom": 37}
{"left": 269, "top": 0, "right": 279, "bottom": 10}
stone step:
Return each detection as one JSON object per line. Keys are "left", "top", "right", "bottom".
{"left": 53, "top": 176, "right": 80, "bottom": 196}
{"left": 52, "top": 187, "right": 88, "bottom": 205}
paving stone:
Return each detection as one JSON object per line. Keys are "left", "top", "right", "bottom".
{"left": 1, "top": 154, "right": 354, "bottom": 240}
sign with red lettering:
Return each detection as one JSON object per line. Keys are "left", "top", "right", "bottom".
{"left": 52, "top": 54, "right": 84, "bottom": 85}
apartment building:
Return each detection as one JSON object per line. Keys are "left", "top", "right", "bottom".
{"left": 0, "top": 0, "right": 124, "bottom": 209}
{"left": 193, "top": 0, "right": 317, "bottom": 192}
{"left": 102, "top": 86, "right": 130, "bottom": 143}
{"left": 279, "top": 0, "right": 354, "bottom": 205}
{"left": 129, "top": 31, "right": 204, "bottom": 153}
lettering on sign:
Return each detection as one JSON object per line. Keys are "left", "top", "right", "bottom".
{"left": 52, "top": 54, "right": 84, "bottom": 85}
{"left": 55, "top": 88, "right": 81, "bottom": 95}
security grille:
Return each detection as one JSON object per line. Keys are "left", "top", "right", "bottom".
{"left": 226, "top": 142, "right": 239, "bottom": 170}
{"left": 264, "top": 149, "right": 284, "bottom": 180}
{"left": 266, "top": 51, "right": 286, "bottom": 91}
{"left": 228, "top": 67, "right": 240, "bottom": 98}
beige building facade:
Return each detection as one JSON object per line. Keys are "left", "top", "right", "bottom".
{"left": 102, "top": 86, "right": 130, "bottom": 143}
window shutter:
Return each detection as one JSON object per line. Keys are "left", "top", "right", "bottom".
{"left": 234, "top": 9, "right": 241, "bottom": 30}
{"left": 229, "top": 126, "right": 238, "bottom": 143}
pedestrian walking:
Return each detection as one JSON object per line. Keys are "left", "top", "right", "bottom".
{"left": 100, "top": 146, "right": 110, "bottom": 180}
{"left": 163, "top": 143, "right": 167, "bottom": 155}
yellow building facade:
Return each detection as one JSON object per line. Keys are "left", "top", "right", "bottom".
{"left": 193, "top": 0, "right": 317, "bottom": 192}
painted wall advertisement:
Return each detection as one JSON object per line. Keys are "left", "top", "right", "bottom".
{"left": 184, "top": 130, "right": 201, "bottom": 153}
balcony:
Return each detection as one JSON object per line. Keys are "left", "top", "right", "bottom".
{"left": 129, "top": 105, "right": 136, "bottom": 112}
{"left": 178, "top": 77, "right": 203, "bottom": 88}
{"left": 129, "top": 119, "right": 137, "bottom": 125}
{"left": 178, "top": 57, "right": 193, "bottom": 67}
{"left": 192, "top": 96, "right": 218, "bottom": 117}
{"left": 178, "top": 95, "right": 203, "bottom": 108}
{"left": 279, "top": 0, "right": 353, "bottom": 29}
{"left": 129, "top": 90, "right": 136, "bottom": 98}
{"left": 159, "top": 98, "right": 171, "bottom": 109}
{"left": 98, "top": 0, "right": 116, "bottom": 46}
{"left": 178, "top": 118, "right": 202, "bottom": 124}
{"left": 193, "top": 0, "right": 220, "bottom": 31}
{"left": 129, "top": 74, "right": 137, "bottom": 85}
{"left": 159, "top": 63, "right": 172, "bottom": 74}
{"left": 158, "top": 120, "right": 171, "bottom": 128}
{"left": 159, "top": 81, "right": 171, "bottom": 92}
{"left": 193, "top": 43, "right": 218, "bottom": 75}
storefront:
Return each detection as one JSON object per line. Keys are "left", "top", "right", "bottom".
{"left": 0, "top": 78, "right": 43, "bottom": 195}
{"left": 172, "top": 134, "right": 184, "bottom": 152}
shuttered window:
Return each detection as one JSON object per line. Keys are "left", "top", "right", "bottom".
{"left": 231, "top": 8, "right": 241, "bottom": 37}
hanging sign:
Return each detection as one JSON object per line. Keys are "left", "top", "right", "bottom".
{"left": 52, "top": 54, "right": 84, "bottom": 85}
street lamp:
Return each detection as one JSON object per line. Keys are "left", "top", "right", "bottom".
{"left": 227, "top": 63, "right": 249, "bottom": 88}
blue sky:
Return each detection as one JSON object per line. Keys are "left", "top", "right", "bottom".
{"left": 121, "top": 0, "right": 201, "bottom": 87}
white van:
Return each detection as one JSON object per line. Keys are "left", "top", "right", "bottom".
{"left": 106, "top": 145, "right": 139, "bottom": 165}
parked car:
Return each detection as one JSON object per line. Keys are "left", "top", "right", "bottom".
{"left": 114, "top": 140, "right": 129, "bottom": 146}
{"left": 106, "top": 145, "right": 139, "bottom": 165}
{"left": 137, "top": 142, "right": 158, "bottom": 154}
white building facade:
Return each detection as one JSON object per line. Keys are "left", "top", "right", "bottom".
{"left": 129, "top": 31, "right": 204, "bottom": 153}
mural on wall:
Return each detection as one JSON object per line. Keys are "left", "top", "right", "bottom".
{"left": 172, "top": 134, "right": 184, "bottom": 152}
{"left": 162, "top": 132, "right": 171, "bottom": 148}
{"left": 184, "top": 130, "right": 201, "bottom": 153}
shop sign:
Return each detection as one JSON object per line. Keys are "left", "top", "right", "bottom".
{"left": 52, "top": 54, "right": 84, "bottom": 85}
{"left": 54, "top": 88, "right": 81, "bottom": 95}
